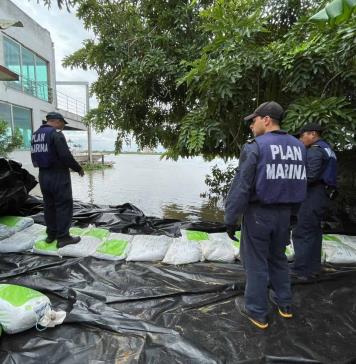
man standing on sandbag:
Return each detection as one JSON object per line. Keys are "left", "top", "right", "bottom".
{"left": 31, "top": 112, "right": 84, "bottom": 248}
{"left": 292, "top": 123, "right": 337, "bottom": 280}
{"left": 225, "top": 101, "right": 307, "bottom": 329}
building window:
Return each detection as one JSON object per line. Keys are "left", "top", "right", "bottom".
{"left": 3, "top": 36, "right": 51, "bottom": 102}
{"left": 0, "top": 102, "right": 32, "bottom": 150}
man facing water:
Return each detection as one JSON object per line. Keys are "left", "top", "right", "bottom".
{"left": 31, "top": 112, "right": 84, "bottom": 248}
{"left": 224, "top": 101, "right": 307, "bottom": 329}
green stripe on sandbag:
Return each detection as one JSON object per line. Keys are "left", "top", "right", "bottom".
{"left": 0, "top": 284, "right": 43, "bottom": 307}
{"left": 69, "top": 227, "right": 86, "bottom": 236}
{"left": 96, "top": 239, "right": 128, "bottom": 256}
{"left": 0, "top": 216, "right": 21, "bottom": 227}
{"left": 34, "top": 240, "right": 58, "bottom": 251}
{"left": 84, "top": 228, "right": 110, "bottom": 240}
{"left": 323, "top": 235, "right": 343, "bottom": 244}
{"left": 186, "top": 231, "right": 209, "bottom": 241}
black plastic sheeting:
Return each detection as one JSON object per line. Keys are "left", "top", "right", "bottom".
{"left": 0, "top": 254, "right": 356, "bottom": 363}
{"left": 0, "top": 159, "right": 37, "bottom": 215}
{"left": 0, "top": 198, "right": 354, "bottom": 363}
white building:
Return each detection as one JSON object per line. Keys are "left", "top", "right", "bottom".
{"left": 0, "top": 0, "right": 86, "bottom": 151}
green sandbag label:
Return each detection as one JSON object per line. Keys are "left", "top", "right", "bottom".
{"left": 323, "top": 235, "right": 342, "bottom": 244}
{"left": 69, "top": 227, "right": 86, "bottom": 236}
{"left": 84, "top": 228, "right": 110, "bottom": 240}
{"left": 0, "top": 284, "right": 43, "bottom": 307}
{"left": 233, "top": 240, "right": 240, "bottom": 249}
{"left": 0, "top": 216, "right": 21, "bottom": 227}
{"left": 34, "top": 240, "right": 58, "bottom": 251}
{"left": 186, "top": 231, "right": 209, "bottom": 241}
{"left": 96, "top": 239, "right": 128, "bottom": 256}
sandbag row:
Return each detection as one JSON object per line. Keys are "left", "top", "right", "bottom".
{"left": 32, "top": 228, "right": 241, "bottom": 264}
{"left": 1, "top": 216, "right": 355, "bottom": 265}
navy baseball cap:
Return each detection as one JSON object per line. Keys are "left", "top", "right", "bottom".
{"left": 298, "top": 123, "right": 324, "bottom": 135}
{"left": 46, "top": 111, "right": 68, "bottom": 124}
{"left": 243, "top": 101, "right": 284, "bottom": 123}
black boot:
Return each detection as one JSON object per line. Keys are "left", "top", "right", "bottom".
{"left": 45, "top": 236, "right": 56, "bottom": 243}
{"left": 57, "top": 236, "right": 81, "bottom": 249}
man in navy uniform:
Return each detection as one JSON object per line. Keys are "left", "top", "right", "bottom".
{"left": 31, "top": 112, "right": 84, "bottom": 248}
{"left": 225, "top": 101, "right": 307, "bottom": 329}
{"left": 292, "top": 123, "right": 337, "bottom": 280}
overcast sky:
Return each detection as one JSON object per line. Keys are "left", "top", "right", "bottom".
{"left": 11, "top": 0, "right": 138, "bottom": 152}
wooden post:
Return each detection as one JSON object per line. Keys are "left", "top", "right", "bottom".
{"left": 101, "top": 154, "right": 104, "bottom": 164}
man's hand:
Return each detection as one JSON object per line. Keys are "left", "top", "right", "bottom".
{"left": 226, "top": 225, "right": 239, "bottom": 241}
{"left": 78, "top": 168, "right": 85, "bottom": 177}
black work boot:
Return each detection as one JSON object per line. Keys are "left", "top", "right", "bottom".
{"left": 57, "top": 236, "right": 81, "bottom": 249}
{"left": 45, "top": 236, "right": 56, "bottom": 243}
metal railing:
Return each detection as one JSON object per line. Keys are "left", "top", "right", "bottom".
{"left": 56, "top": 90, "right": 86, "bottom": 116}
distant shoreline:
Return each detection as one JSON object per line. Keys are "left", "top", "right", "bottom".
{"left": 90, "top": 151, "right": 163, "bottom": 156}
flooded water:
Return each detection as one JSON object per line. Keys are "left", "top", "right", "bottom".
{"left": 11, "top": 152, "right": 228, "bottom": 222}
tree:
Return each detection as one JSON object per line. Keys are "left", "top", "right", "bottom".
{"left": 62, "top": 0, "right": 355, "bottom": 161}
{"left": 0, "top": 120, "right": 23, "bottom": 157}
{"left": 310, "top": 0, "right": 356, "bottom": 24}
{"left": 37, "top": 0, "right": 73, "bottom": 10}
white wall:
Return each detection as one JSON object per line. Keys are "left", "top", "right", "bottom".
{"left": 0, "top": 0, "right": 56, "bottom": 130}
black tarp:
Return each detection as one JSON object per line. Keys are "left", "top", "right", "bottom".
{"left": 0, "top": 199, "right": 355, "bottom": 363}
{"left": 0, "top": 159, "right": 37, "bottom": 215}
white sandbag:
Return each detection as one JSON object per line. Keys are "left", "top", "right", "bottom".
{"left": 163, "top": 238, "right": 203, "bottom": 265}
{"left": 126, "top": 235, "right": 172, "bottom": 262}
{"left": 58, "top": 235, "right": 102, "bottom": 257}
{"left": 0, "top": 284, "right": 51, "bottom": 334}
{"left": 92, "top": 233, "right": 133, "bottom": 261}
{"left": 0, "top": 216, "right": 34, "bottom": 240}
{"left": 0, "top": 224, "right": 46, "bottom": 253}
{"left": 322, "top": 235, "right": 356, "bottom": 264}
{"left": 201, "top": 233, "right": 235, "bottom": 262}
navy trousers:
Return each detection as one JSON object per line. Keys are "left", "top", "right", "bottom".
{"left": 39, "top": 168, "right": 73, "bottom": 239}
{"left": 241, "top": 204, "right": 292, "bottom": 320}
{"left": 292, "top": 185, "right": 330, "bottom": 277}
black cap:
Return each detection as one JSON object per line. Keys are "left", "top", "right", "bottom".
{"left": 46, "top": 111, "right": 68, "bottom": 124}
{"left": 244, "top": 101, "right": 284, "bottom": 122}
{"left": 298, "top": 123, "right": 324, "bottom": 135}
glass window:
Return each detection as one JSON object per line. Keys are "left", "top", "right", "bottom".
{"left": 3, "top": 37, "right": 21, "bottom": 90}
{"left": 35, "top": 56, "right": 49, "bottom": 101}
{"left": 0, "top": 102, "right": 13, "bottom": 136}
{"left": 3, "top": 37, "right": 50, "bottom": 102}
{"left": 13, "top": 106, "right": 32, "bottom": 149}
{"left": 22, "top": 48, "right": 36, "bottom": 97}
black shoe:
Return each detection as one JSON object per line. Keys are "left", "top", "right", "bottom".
{"left": 269, "top": 290, "right": 293, "bottom": 319}
{"left": 234, "top": 298, "right": 269, "bottom": 329}
{"left": 57, "top": 236, "right": 81, "bottom": 249}
{"left": 45, "top": 236, "right": 56, "bottom": 243}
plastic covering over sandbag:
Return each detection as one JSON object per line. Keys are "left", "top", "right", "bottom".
{"left": 0, "top": 223, "right": 45, "bottom": 253}
{"left": 0, "top": 284, "right": 65, "bottom": 334}
{"left": 0, "top": 159, "right": 37, "bottom": 216}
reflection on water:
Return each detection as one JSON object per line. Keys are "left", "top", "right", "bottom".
{"left": 10, "top": 152, "right": 228, "bottom": 222}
